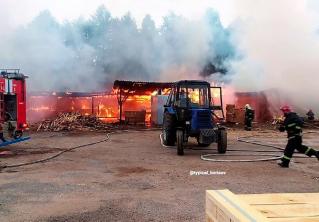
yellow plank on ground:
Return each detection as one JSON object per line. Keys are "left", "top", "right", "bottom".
{"left": 206, "top": 190, "right": 268, "bottom": 222}
{"left": 269, "top": 217, "right": 319, "bottom": 222}
{"left": 206, "top": 190, "right": 319, "bottom": 222}
{"left": 253, "top": 203, "right": 319, "bottom": 218}
{"left": 239, "top": 193, "right": 319, "bottom": 205}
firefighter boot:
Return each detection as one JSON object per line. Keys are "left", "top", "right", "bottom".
{"left": 278, "top": 157, "right": 290, "bottom": 168}
{"left": 305, "top": 148, "right": 318, "bottom": 159}
{"left": 278, "top": 162, "right": 289, "bottom": 168}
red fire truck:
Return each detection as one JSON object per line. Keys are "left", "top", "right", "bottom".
{"left": 0, "top": 69, "right": 28, "bottom": 140}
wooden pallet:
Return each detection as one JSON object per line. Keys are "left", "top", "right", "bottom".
{"left": 206, "top": 190, "right": 319, "bottom": 222}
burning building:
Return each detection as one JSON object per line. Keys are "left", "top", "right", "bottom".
{"left": 27, "top": 91, "right": 118, "bottom": 123}
{"left": 27, "top": 79, "right": 286, "bottom": 126}
{"left": 27, "top": 80, "right": 172, "bottom": 124}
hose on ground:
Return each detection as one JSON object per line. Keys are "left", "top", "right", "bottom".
{"left": 159, "top": 130, "right": 318, "bottom": 162}
{"left": 201, "top": 153, "right": 282, "bottom": 162}
{"left": 0, "top": 132, "right": 113, "bottom": 170}
{"left": 201, "top": 134, "right": 284, "bottom": 162}
{"left": 0, "top": 127, "right": 163, "bottom": 170}
{"left": 2, "top": 127, "right": 317, "bottom": 168}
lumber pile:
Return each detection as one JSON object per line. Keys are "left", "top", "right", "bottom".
{"left": 36, "top": 112, "right": 114, "bottom": 132}
{"left": 226, "top": 104, "right": 245, "bottom": 124}
{"left": 206, "top": 189, "right": 319, "bottom": 222}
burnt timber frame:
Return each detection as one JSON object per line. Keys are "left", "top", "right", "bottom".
{"left": 113, "top": 80, "right": 173, "bottom": 123}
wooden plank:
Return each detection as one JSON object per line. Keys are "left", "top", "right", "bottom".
{"left": 207, "top": 190, "right": 319, "bottom": 222}
{"left": 270, "top": 217, "right": 319, "bottom": 222}
{"left": 238, "top": 193, "right": 319, "bottom": 221}
{"left": 206, "top": 190, "right": 268, "bottom": 222}
{"left": 239, "top": 193, "right": 319, "bottom": 205}
{"left": 253, "top": 203, "right": 319, "bottom": 218}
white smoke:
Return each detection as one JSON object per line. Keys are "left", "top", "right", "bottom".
{"left": 228, "top": 0, "right": 319, "bottom": 112}
{"left": 0, "top": 7, "right": 234, "bottom": 91}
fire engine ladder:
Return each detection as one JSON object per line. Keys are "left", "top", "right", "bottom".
{"left": 0, "top": 69, "right": 27, "bottom": 80}
{"left": 0, "top": 69, "right": 20, "bottom": 73}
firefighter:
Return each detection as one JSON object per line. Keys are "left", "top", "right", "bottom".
{"left": 244, "top": 104, "right": 254, "bottom": 131}
{"left": 0, "top": 113, "right": 12, "bottom": 142}
{"left": 278, "top": 105, "right": 319, "bottom": 168}
{"left": 0, "top": 124, "right": 6, "bottom": 142}
{"left": 3, "top": 113, "right": 15, "bottom": 139}
{"left": 306, "top": 109, "right": 315, "bottom": 121}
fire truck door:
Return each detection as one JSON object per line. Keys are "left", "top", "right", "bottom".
{"left": 4, "top": 94, "right": 17, "bottom": 121}
{"left": 0, "top": 93, "right": 4, "bottom": 122}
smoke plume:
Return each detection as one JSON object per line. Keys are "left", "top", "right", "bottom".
{"left": 0, "top": 6, "right": 234, "bottom": 91}
{"left": 228, "top": 0, "right": 319, "bottom": 112}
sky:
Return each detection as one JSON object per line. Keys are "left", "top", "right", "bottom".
{"left": 0, "top": 0, "right": 236, "bottom": 29}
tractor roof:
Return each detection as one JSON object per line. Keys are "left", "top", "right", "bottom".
{"left": 175, "top": 80, "right": 210, "bottom": 86}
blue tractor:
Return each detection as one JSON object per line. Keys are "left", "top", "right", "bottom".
{"left": 162, "top": 80, "right": 227, "bottom": 155}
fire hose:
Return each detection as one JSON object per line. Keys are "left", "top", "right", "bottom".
{"left": 1, "top": 128, "right": 317, "bottom": 169}
{"left": 0, "top": 132, "right": 114, "bottom": 170}
{"left": 160, "top": 131, "right": 318, "bottom": 162}
{"left": 0, "top": 128, "right": 162, "bottom": 170}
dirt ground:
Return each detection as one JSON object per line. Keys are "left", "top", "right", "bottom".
{"left": 0, "top": 127, "right": 318, "bottom": 222}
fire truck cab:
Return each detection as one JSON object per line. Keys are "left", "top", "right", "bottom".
{"left": 0, "top": 69, "right": 28, "bottom": 139}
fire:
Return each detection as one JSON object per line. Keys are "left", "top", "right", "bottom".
{"left": 30, "top": 106, "right": 50, "bottom": 112}
{"left": 189, "top": 90, "right": 200, "bottom": 103}
{"left": 27, "top": 88, "right": 171, "bottom": 124}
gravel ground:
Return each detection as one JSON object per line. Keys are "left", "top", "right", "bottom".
{"left": 0, "top": 128, "right": 318, "bottom": 222}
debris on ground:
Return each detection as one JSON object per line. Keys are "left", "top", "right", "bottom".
{"left": 34, "top": 112, "right": 116, "bottom": 132}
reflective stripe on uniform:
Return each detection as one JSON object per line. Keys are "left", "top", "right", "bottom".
{"left": 288, "top": 133, "right": 302, "bottom": 140}
{"left": 305, "top": 147, "right": 312, "bottom": 155}
{"left": 282, "top": 155, "right": 291, "bottom": 160}
{"left": 287, "top": 123, "right": 296, "bottom": 128}
{"left": 295, "top": 126, "right": 301, "bottom": 129}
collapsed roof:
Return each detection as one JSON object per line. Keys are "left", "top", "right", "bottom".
{"left": 113, "top": 80, "right": 173, "bottom": 95}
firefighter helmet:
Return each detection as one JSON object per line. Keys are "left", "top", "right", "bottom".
{"left": 280, "top": 105, "right": 291, "bottom": 114}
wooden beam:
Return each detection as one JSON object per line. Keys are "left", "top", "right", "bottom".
{"left": 206, "top": 190, "right": 319, "bottom": 222}
{"left": 206, "top": 190, "right": 267, "bottom": 222}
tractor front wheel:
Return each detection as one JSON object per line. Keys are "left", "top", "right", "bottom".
{"left": 176, "top": 129, "right": 184, "bottom": 156}
{"left": 162, "top": 113, "right": 175, "bottom": 146}
{"left": 217, "top": 129, "right": 227, "bottom": 154}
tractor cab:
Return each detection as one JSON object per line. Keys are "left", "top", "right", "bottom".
{"left": 162, "top": 80, "right": 227, "bottom": 155}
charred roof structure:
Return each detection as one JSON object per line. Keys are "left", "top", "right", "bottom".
{"left": 113, "top": 80, "right": 173, "bottom": 122}
{"left": 113, "top": 80, "right": 173, "bottom": 94}
{"left": 28, "top": 91, "right": 110, "bottom": 97}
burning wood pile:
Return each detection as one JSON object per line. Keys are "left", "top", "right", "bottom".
{"left": 36, "top": 112, "right": 115, "bottom": 132}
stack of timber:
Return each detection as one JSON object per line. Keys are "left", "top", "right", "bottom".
{"left": 226, "top": 104, "right": 245, "bottom": 124}
{"left": 36, "top": 112, "right": 114, "bottom": 132}
{"left": 124, "top": 110, "right": 146, "bottom": 125}
{"left": 206, "top": 189, "right": 319, "bottom": 222}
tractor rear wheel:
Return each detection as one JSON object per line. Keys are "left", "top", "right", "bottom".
{"left": 162, "top": 113, "right": 176, "bottom": 146}
{"left": 176, "top": 129, "right": 184, "bottom": 156}
{"left": 217, "top": 129, "right": 227, "bottom": 154}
